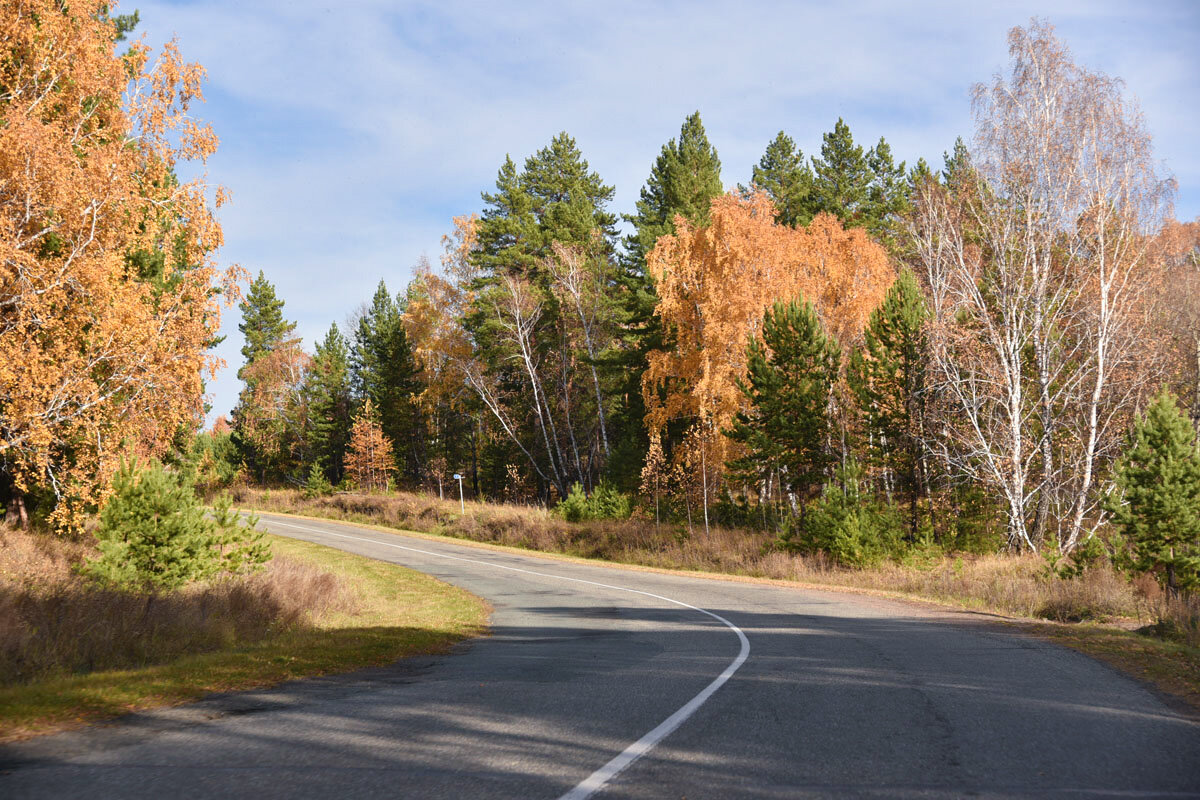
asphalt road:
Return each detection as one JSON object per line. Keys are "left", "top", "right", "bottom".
{"left": 3, "top": 512, "right": 1199, "bottom": 799}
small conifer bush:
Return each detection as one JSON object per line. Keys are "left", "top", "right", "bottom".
{"left": 83, "top": 460, "right": 270, "bottom": 592}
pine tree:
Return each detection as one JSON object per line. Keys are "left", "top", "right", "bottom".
{"left": 614, "top": 112, "right": 723, "bottom": 489}
{"left": 304, "top": 324, "right": 353, "bottom": 484}
{"left": 623, "top": 112, "right": 723, "bottom": 267}
{"left": 849, "top": 269, "right": 929, "bottom": 537}
{"left": 809, "top": 118, "right": 873, "bottom": 226}
{"left": 942, "top": 137, "right": 972, "bottom": 190}
{"left": 744, "top": 131, "right": 813, "bottom": 227}
{"left": 727, "top": 299, "right": 840, "bottom": 517}
{"left": 476, "top": 133, "right": 617, "bottom": 283}
{"left": 351, "top": 281, "right": 422, "bottom": 483}
{"left": 864, "top": 137, "right": 910, "bottom": 251}
{"left": 232, "top": 272, "right": 301, "bottom": 481}
{"left": 237, "top": 271, "right": 295, "bottom": 381}
{"left": 83, "top": 460, "right": 268, "bottom": 592}
{"left": 1105, "top": 391, "right": 1200, "bottom": 596}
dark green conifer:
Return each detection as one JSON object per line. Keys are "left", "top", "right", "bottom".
{"left": 744, "top": 131, "right": 813, "bottom": 227}
{"left": 305, "top": 324, "right": 353, "bottom": 484}
{"left": 351, "top": 282, "right": 422, "bottom": 482}
{"left": 727, "top": 299, "right": 840, "bottom": 517}
{"left": 237, "top": 271, "right": 295, "bottom": 380}
{"left": 849, "top": 269, "right": 929, "bottom": 537}
{"left": 1106, "top": 391, "right": 1200, "bottom": 596}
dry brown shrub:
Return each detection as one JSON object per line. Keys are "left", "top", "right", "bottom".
{"left": 0, "top": 526, "right": 355, "bottom": 687}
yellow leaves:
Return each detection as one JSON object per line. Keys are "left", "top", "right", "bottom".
{"left": 644, "top": 190, "right": 894, "bottom": 478}
{"left": 0, "top": 0, "right": 238, "bottom": 531}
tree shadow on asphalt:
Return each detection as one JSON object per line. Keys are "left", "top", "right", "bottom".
{"left": 2, "top": 607, "right": 1199, "bottom": 798}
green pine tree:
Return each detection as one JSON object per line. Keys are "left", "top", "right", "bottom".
{"left": 743, "top": 131, "right": 814, "bottom": 227}
{"left": 304, "top": 323, "right": 353, "bottom": 484}
{"left": 83, "top": 460, "right": 268, "bottom": 592}
{"left": 476, "top": 132, "right": 617, "bottom": 283}
{"left": 351, "top": 282, "right": 422, "bottom": 484}
{"left": 848, "top": 269, "right": 930, "bottom": 537}
{"left": 809, "top": 120, "right": 908, "bottom": 249}
{"left": 727, "top": 299, "right": 840, "bottom": 518}
{"left": 1105, "top": 391, "right": 1200, "bottom": 596}
{"left": 864, "top": 137, "right": 910, "bottom": 251}
{"left": 623, "top": 112, "right": 723, "bottom": 267}
{"left": 232, "top": 272, "right": 298, "bottom": 480}
{"left": 810, "top": 118, "right": 873, "bottom": 226}
{"left": 942, "top": 137, "right": 972, "bottom": 191}
{"left": 237, "top": 271, "right": 295, "bottom": 381}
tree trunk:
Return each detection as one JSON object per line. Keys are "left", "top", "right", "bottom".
{"left": 12, "top": 492, "right": 29, "bottom": 529}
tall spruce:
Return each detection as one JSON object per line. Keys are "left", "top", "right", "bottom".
{"left": 727, "top": 299, "right": 840, "bottom": 519}
{"left": 1105, "top": 392, "right": 1200, "bottom": 596}
{"left": 304, "top": 324, "right": 353, "bottom": 484}
{"left": 744, "top": 131, "right": 813, "bottom": 227}
{"left": 614, "top": 112, "right": 723, "bottom": 488}
{"left": 351, "top": 282, "right": 422, "bottom": 484}
{"left": 848, "top": 269, "right": 930, "bottom": 537}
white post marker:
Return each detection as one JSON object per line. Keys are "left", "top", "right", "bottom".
{"left": 453, "top": 473, "right": 464, "bottom": 513}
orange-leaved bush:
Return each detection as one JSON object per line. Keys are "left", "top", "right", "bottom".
{"left": 0, "top": 1, "right": 242, "bottom": 531}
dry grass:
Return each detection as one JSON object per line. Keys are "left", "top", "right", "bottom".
{"left": 0, "top": 525, "right": 355, "bottom": 687}
{"left": 0, "top": 528, "right": 488, "bottom": 742}
{"left": 233, "top": 487, "right": 1147, "bottom": 624}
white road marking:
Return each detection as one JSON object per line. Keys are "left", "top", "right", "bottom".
{"left": 260, "top": 515, "right": 751, "bottom": 800}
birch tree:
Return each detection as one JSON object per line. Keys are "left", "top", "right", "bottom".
{"left": 911, "top": 20, "right": 1173, "bottom": 551}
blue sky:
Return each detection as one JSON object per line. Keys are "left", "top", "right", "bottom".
{"left": 126, "top": 1, "right": 1200, "bottom": 424}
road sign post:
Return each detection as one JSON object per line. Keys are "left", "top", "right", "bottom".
{"left": 453, "top": 473, "right": 464, "bottom": 514}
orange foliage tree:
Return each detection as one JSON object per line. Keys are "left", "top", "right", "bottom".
{"left": 643, "top": 191, "right": 894, "bottom": 487}
{"left": 345, "top": 400, "right": 395, "bottom": 492}
{"left": 234, "top": 337, "right": 311, "bottom": 482}
{"left": 0, "top": 1, "right": 240, "bottom": 530}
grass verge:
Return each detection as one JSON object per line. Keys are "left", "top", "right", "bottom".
{"left": 0, "top": 535, "right": 489, "bottom": 743}
{"left": 235, "top": 489, "right": 1200, "bottom": 716}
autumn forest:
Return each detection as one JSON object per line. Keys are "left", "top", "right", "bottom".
{"left": 3, "top": 5, "right": 1200, "bottom": 599}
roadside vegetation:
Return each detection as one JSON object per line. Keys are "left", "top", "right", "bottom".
{"left": 0, "top": 520, "right": 488, "bottom": 743}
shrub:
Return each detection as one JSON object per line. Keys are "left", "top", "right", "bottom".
{"left": 787, "top": 460, "right": 903, "bottom": 567}
{"left": 81, "top": 460, "right": 269, "bottom": 592}
{"left": 556, "top": 482, "right": 633, "bottom": 522}
{"left": 304, "top": 462, "right": 334, "bottom": 499}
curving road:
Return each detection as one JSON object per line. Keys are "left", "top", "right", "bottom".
{"left": 3, "top": 512, "right": 1199, "bottom": 799}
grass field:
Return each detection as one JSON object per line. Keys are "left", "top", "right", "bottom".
{"left": 0, "top": 534, "right": 489, "bottom": 743}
